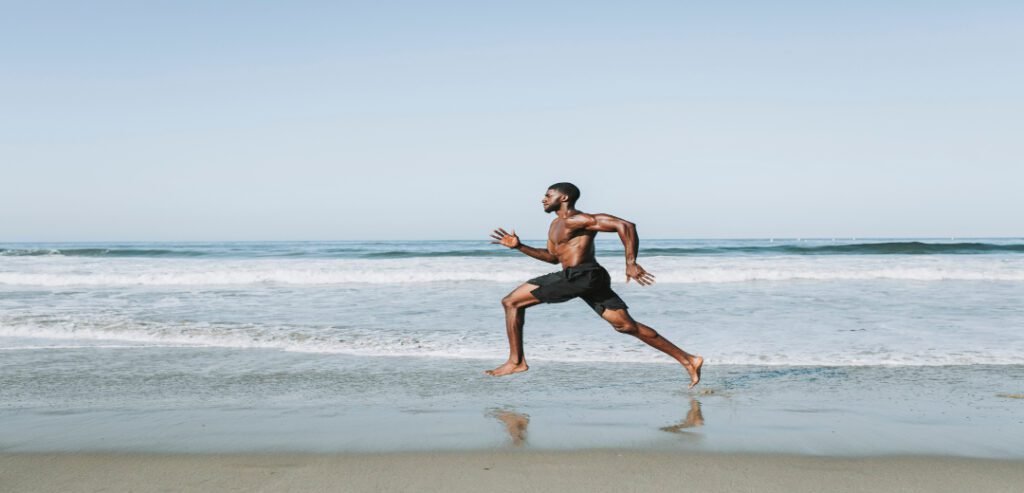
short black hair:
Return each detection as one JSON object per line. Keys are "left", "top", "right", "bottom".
{"left": 548, "top": 182, "right": 580, "bottom": 205}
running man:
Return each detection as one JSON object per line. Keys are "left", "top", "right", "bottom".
{"left": 487, "top": 182, "right": 703, "bottom": 388}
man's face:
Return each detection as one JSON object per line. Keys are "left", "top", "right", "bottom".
{"left": 542, "top": 189, "right": 562, "bottom": 213}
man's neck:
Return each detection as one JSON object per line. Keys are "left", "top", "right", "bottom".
{"left": 556, "top": 207, "right": 578, "bottom": 219}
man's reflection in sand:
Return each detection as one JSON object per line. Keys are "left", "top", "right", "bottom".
{"left": 488, "top": 408, "right": 530, "bottom": 446}
{"left": 487, "top": 402, "right": 700, "bottom": 446}
{"left": 660, "top": 399, "right": 705, "bottom": 434}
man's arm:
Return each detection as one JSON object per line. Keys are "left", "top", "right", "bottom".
{"left": 490, "top": 228, "right": 559, "bottom": 264}
{"left": 567, "top": 213, "right": 656, "bottom": 285}
{"left": 515, "top": 243, "right": 560, "bottom": 264}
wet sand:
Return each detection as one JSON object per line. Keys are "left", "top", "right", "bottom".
{"left": 4, "top": 351, "right": 1023, "bottom": 492}
{"left": 3, "top": 450, "right": 1023, "bottom": 492}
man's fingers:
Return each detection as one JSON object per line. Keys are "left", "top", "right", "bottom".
{"left": 627, "top": 266, "right": 658, "bottom": 286}
{"left": 497, "top": 227, "right": 510, "bottom": 236}
{"left": 630, "top": 273, "right": 654, "bottom": 286}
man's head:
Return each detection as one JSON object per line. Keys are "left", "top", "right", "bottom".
{"left": 543, "top": 182, "right": 580, "bottom": 213}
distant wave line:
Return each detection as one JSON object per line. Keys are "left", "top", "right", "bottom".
{"left": 3, "top": 241, "right": 1024, "bottom": 259}
{"left": 0, "top": 248, "right": 208, "bottom": 257}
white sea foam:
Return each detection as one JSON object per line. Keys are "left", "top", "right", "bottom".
{"left": 2, "top": 256, "right": 1023, "bottom": 286}
{"left": 0, "top": 269, "right": 529, "bottom": 286}
{"left": 2, "top": 320, "right": 1021, "bottom": 366}
{"left": 3, "top": 250, "right": 1022, "bottom": 367}
{"left": 0, "top": 344, "right": 195, "bottom": 350}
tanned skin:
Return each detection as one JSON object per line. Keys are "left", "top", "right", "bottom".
{"left": 487, "top": 188, "right": 704, "bottom": 389}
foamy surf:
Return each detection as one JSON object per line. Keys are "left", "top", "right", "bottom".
{"left": 2, "top": 256, "right": 1023, "bottom": 286}
{"left": 2, "top": 319, "right": 1021, "bottom": 367}
{"left": 2, "top": 240, "right": 1021, "bottom": 371}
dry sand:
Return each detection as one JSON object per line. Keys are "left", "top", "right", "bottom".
{"left": 3, "top": 450, "right": 1022, "bottom": 492}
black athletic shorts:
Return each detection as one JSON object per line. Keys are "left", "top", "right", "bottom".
{"left": 528, "top": 262, "right": 628, "bottom": 315}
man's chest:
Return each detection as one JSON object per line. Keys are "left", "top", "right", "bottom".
{"left": 548, "top": 221, "right": 585, "bottom": 245}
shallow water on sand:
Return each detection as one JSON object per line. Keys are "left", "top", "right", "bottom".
{"left": 2, "top": 346, "right": 1022, "bottom": 457}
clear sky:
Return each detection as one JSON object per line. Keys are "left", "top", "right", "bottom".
{"left": 2, "top": 1, "right": 1021, "bottom": 241}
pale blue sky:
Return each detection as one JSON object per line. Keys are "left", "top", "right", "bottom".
{"left": 2, "top": 1, "right": 1021, "bottom": 241}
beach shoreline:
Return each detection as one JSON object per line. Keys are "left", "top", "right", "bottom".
{"left": 3, "top": 450, "right": 1023, "bottom": 492}
{"left": 4, "top": 239, "right": 1023, "bottom": 490}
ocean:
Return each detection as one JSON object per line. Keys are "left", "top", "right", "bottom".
{"left": 2, "top": 238, "right": 1023, "bottom": 456}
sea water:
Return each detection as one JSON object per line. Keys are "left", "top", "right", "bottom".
{"left": 2, "top": 239, "right": 1023, "bottom": 455}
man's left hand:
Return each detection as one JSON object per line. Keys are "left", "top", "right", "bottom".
{"left": 625, "top": 263, "right": 656, "bottom": 286}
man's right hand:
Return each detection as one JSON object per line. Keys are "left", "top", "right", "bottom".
{"left": 490, "top": 228, "right": 520, "bottom": 249}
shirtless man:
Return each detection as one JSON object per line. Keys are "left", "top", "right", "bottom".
{"left": 487, "top": 182, "right": 704, "bottom": 389}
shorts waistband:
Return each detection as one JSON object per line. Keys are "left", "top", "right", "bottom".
{"left": 563, "top": 262, "right": 603, "bottom": 272}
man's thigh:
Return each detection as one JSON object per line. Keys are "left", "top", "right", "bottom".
{"left": 503, "top": 282, "right": 543, "bottom": 308}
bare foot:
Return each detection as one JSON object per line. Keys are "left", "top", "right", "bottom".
{"left": 685, "top": 355, "right": 703, "bottom": 389}
{"left": 485, "top": 361, "right": 529, "bottom": 376}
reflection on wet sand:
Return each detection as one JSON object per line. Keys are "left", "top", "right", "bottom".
{"left": 488, "top": 408, "right": 530, "bottom": 446}
{"left": 487, "top": 401, "right": 700, "bottom": 446}
{"left": 660, "top": 399, "right": 704, "bottom": 434}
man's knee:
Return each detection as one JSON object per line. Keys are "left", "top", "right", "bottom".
{"left": 503, "top": 284, "right": 541, "bottom": 309}
{"left": 609, "top": 319, "right": 639, "bottom": 334}
{"left": 502, "top": 294, "right": 527, "bottom": 309}
{"left": 601, "top": 308, "right": 638, "bottom": 334}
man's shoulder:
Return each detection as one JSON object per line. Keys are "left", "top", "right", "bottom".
{"left": 564, "top": 212, "right": 597, "bottom": 227}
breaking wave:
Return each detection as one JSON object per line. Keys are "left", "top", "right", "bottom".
{"left": 2, "top": 263, "right": 1023, "bottom": 286}
{"left": 1, "top": 319, "right": 1019, "bottom": 366}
